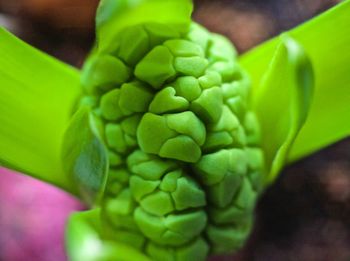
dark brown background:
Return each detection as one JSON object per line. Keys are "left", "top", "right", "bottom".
{"left": 0, "top": 0, "right": 349, "bottom": 260}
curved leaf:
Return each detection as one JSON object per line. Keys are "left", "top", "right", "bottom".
{"left": 66, "top": 209, "right": 151, "bottom": 261}
{"left": 96, "top": 0, "right": 193, "bottom": 52}
{"left": 252, "top": 36, "right": 314, "bottom": 184}
{"left": 62, "top": 107, "right": 109, "bottom": 205}
{"left": 241, "top": 0, "right": 350, "bottom": 165}
{"left": 0, "top": 28, "right": 81, "bottom": 194}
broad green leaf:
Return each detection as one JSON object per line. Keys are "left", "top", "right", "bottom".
{"left": 96, "top": 0, "right": 193, "bottom": 52}
{"left": 0, "top": 28, "right": 81, "bottom": 194}
{"left": 241, "top": 0, "right": 350, "bottom": 165}
{"left": 252, "top": 36, "right": 313, "bottom": 183}
{"left": 62, "top": 107, "right": 109, "bottom": 205}
{"left": 67, "top": 209, "right": 151, "bottom": 261}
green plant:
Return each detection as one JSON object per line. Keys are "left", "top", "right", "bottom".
{"left": 1, "top": 0, "right": 350, "bottom": 260}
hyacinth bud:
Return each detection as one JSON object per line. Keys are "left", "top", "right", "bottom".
{"left": 80, "top": 22, "right": 265, "bottom": 260}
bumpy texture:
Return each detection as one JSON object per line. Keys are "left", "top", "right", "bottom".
{"left": 81, "top": 23, "right": 265, "bottom": 260}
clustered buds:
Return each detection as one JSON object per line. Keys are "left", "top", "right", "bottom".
{"left": 81, "top": 22, "right": 265, "bottom": 260}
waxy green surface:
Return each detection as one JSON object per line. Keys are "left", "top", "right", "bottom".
{"left": 81, "top": 22, "right": 265, "bottom": 260}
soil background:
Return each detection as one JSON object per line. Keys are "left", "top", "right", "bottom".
{"left": 0, "top": 0, "right": 349, "bottom": 260}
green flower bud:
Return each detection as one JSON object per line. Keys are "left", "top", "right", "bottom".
{"left": 81, "top": 22, "right": 265, "bottom": 260}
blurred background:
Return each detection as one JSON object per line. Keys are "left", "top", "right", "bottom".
{"left": 0, "top": 0, "right": 349, "bottom": 260}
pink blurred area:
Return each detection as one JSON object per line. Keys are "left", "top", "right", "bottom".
{"left": 0, "top": 168, "right": 84, "bottom": 261}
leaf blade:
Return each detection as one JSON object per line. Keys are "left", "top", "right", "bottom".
{"left": 62, "top": 107, "right": 109, "bottom": 205}
{"left": 241, "top": 0, "right": 350, "bottom": 165}
{"left": 0, "top": 28, "right": 81, "bottom": 194}
{"left": 252, "top": 36, "right": 314, "bottom": 183}
{"left": 66, "top": 209, "right": 152, "bottom": 261}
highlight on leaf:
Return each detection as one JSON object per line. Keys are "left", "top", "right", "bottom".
{"left": 67, "top": 209, "right": 151, "bottom": 261}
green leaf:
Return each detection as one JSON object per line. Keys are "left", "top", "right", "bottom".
{"left": 62, "top": 107, "right": 109, "bottom": 205}
{"left": 0, "top": 28, "right": 81, "bottom": 194}
{"left": 66, "top": 209, "right": 152, "bottom": 261}
{"left": 252, "top": 36, "right": 313, "bottom": 183}
{"left": 241, "top": 0, "right": 350, "bottom": 166}
{"left": 96, "top": 0, "right": 193, "bottom": 52}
